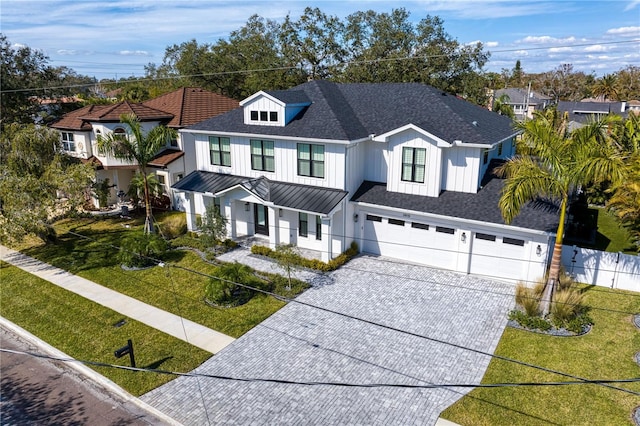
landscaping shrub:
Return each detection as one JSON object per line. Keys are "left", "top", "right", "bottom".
{"left": 508, "top": 310, "right": 552, "bottom": 331}
{"left": 118, "top": 231, "right": 168, "bottom": 268}
{"left": 550, "top": 288, "right": 586, "bottom": 327}
{"left": 250, "top": 241, "right": 359, "bottom": 272}
{"left": 156, "top": 212, "right": 187, "bottom": 239}
{"left": 204, "top": 262, "right": 265, "bottom": 307}
{"left": 514, "top": 281, "right": 543, "bottom": 317}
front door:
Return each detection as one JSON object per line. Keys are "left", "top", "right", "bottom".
{"left": 254, "top": 204, "right": 269, "bottom": 236}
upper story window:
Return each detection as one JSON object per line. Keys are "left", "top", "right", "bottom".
{"left": 61, "top": 132, "right": 75, "bottom": 151}
{"left": 401, "top": 147, "right": 425, "bottom": 183}
{"left": 297, "top": 144, "right": 324, "bottom": 178}
{"left": 483, "top": 149, "right": 489, "bottom": 164}
{"left": 113, "top": 127, "right": 127, "bottom": 141}
{"left": 209, "top": 136, "right": 231, "bottom": 167}
{"left": 250, "top": 139, "right": 275, "bottom": 172}
{"left": 497, "top": 142, "right": 503, "bottom": 156}
{"left": 250, "top": 110, "right": 278, "bottom": 123}
{"left": 170, "top": 137, "right": 178, "bottom": 148}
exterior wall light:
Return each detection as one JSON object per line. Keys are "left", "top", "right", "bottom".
{"left": 279, "top": 208, "right": 283, "bottom": 217}
{"left": 353, "top": 213, "right": 359, "bottom": 222}
{"left": 536, "top": 245, "right": 542, "bottom": 256}
{"left": 461, "top": 232, "right": 467, "bottom": 243}
{"left": 245, "top": 202, "right": 250, "bottom": 212}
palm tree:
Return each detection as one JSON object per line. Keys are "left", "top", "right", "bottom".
{"left": 493, "top": 93, "right": 515, "bottom": 119}
{"left": 497, "top": 110, "right": 625, "bottom": 315}
{"left": 97, "top": 113, "right": 176, "bottom": 233}
{"left": 591, "top": 74, "right": 619, "bottom": 101}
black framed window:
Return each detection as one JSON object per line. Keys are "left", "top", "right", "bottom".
{"left": 483, "top": 149, "right": 489, "bottom": 164}
{"left": 250, "top": 139, "right": 275, "bottom": 172}
{"left": 435, "top": 226, "right": 455, "bottom": 234}
{"left": 366, "top": 214, "right": 382, "bottom": 222}
{"left": 388, "top": 218, "right": 405, "bottom": 226}
{"left": 411, "top": 222, "right": 429, "bottom": 230}
{"left": 297, "top": 143, "right": 324, "bottom": 178}
{"left": 250, "top": 111, "right": 258, "bottom": 121}
{"left": 476, "top": 233, "right": 496, "bottom": 241}
{"left": 503, "top": 237, "right": 525, "bottom": 246}
{"left": 260, "top": 111, "right": 268, "bottom": 121}
{"left": 497, "top": 142, "right": 503, "bottom": 156}
{"left": 401, "top": 147, "right": 426, "bottom": 183}
{"left": 316, "top": 215, "right": 322, "bottom": 240}
{"left": 299, "top": 213, "right": 308, "bottom": 237}
{"left": 209, "top": 136, "right": 231, "bottom": 166}
{"left": 270, "top": 111, "right": 278, "bottom": 122}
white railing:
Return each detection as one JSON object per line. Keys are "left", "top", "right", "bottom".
{"left": 561, "top": 245, "right": 640, "bottom": 292}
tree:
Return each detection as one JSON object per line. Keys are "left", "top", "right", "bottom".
{"left": 493, "top": 93, "right": 515, "bottom": 118}
{"left": 0, "top": 124, "right": 94, "bottom": 242}
{"left": 274, "top": 243, "right": 300, "bottom": 290}
{"left": 497, "top": 111, "right": 625, "bottom": 315}
{"left": 205, "top": 261, "right": 254, "bottom": 306}
{"left": 591, "top": 74, "right": 619, "bottom": 101}
{"left": 197, "top": 203, "right": 228, "bottom": 251}
{"left": 97, "top": 113, "right": 177, "bottom": 233}
{"left": 615, "top": 65, "right": 640, "bottom": 100}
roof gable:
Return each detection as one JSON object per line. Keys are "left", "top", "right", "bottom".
{"left": 189, "top": 81, "right": 516, "bottom": 145}
{"left": 143, "top": 87, "right": 239, "bottom": 128}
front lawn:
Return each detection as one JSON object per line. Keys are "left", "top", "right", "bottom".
{"left": 441, "top": 284, "right": 640, "bottom": 425}
{"left": 0, "top": 261, "right": 211, "bottom": 396}
{"left": 12, "top": 213, "right": 307, "bottom": 338}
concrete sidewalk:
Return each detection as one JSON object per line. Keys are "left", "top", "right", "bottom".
{"left": 0, "top": 245, "right": 235, "bottom": 354}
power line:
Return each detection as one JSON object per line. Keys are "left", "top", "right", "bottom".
{"left": 2, "top": 39, "right": 639, "bottom": 94}
{"left": 3, "top": 348, "right": 639, "bottom": 391}
{"left": 52, "top": 229, "right": 640, "bottom": 396}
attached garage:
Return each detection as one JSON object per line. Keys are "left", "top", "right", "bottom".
{"left": 468, "top": 232, "right": 529, "bottom": 281}
{"left": 362, "top": 213, "right": 458, "bottom": 271}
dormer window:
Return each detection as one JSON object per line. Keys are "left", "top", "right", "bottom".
{"left": 401, "top": 147, "right": 425, "bottom": 183}
{"left": 250, "top": 110, "right": 278, "bottom": 123}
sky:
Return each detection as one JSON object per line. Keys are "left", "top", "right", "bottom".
{"left": 1, "top": 0, "right": 639, "bottom": 80}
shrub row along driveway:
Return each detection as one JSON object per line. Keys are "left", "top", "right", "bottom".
{"left": 142, "top": 254, "right": 515, "bottom": 425}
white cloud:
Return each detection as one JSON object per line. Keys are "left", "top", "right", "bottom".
{"left": 519, "top": 35, "right": 576, "bottom": 44}
{"left": 486, "top": 41, "right": 499, "bottom": 47}
{"left": 514, "top": 50, "right": 529, "bottom": 56}
{"left": 624, "top": 0, "right": 640, "bottom": 11}
{"left": 584, "top": 44, "right": 609, "bottom": 52}
{"left": 119, "top": 50, "right": 151, "bottom": 57}
{"left": 548, "top": 47, "right": 573, "bottom": 53}
{"left": 419, "top": 1, "right": 574, "bottom": 20}
{"left": 606, "top": 26, "right": 640, "bottom": 36}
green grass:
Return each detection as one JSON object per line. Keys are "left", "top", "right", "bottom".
{"left": 0, "top": 261, "right": 211, "bottom": 396}
{"left": 594, "top": 207, "right": 638, "bottom": 254}
{"left": 13, "top": 213, "right": 307, "bottom": 338}
{"left": 441, "top": 284, "right": 640, "bottom": 425}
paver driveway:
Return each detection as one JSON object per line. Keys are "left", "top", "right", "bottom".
{"left": 142, "top": 255, "right": 515, "bottom": 425}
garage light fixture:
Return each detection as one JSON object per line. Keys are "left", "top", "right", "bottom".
{"left": 461, "top": 232, "right": 467, "bottom": 243}
{"left": 536, "top": 245, "right": 542, "bottom": 256}
{"left": 245, "top": 202, "right": 250, "bottom": 211}
{"left": 353, "top": 213, "right": 359, "bottom": 222}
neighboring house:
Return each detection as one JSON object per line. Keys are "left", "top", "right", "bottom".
{"left": 557, "top": 100, "right": 630, "bottom": 131}
{"left": 50, "top": 88, "right": 239, "bottom": 208}
{"left": 174, "top": 80, "right": 559, "bottom": 283}
{"left": 493, "top": 88, "right": 553, "bottom": 120}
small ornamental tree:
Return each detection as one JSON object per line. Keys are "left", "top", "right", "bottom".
{"left": 118, "top": 231, "right": 168, "bottom": 268}
{"left": 275, "top": 243, "right": 300, "bottom": 290}
{"left": 197, "top": 203, "right": 228, "bottom": 251}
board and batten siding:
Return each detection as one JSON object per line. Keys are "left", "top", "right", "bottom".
{"left": 242, "top": 97, "right": 283, "bottom": 127}
{"left": 386, "top": 129, "right": 442, "bottom": 197}
{"left": 442, "top": 146, "right": 482, "bottom": 193}
{"left": 195, "top": 134, "right": 347, "bottom": 190}
{"left": 360, "top": 140, "right": 388, "bottom": 184}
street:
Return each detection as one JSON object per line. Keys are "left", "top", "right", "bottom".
{"left": 1, "top": 327, "right": 170, "bottom": 425}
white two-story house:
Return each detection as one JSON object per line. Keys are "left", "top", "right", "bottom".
{"left": 50, "top": 88, "right": 238, "bottom": 208}
{"left": 174, "top": 81, "right": 559, "bottom": 283}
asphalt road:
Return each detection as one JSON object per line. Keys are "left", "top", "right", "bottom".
{"left": 0, "top": 327, "right": 170, "bottom": 425}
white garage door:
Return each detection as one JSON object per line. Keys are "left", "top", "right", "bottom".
{"left": 469, "top": 232, "right": 528, "bottom": 281}
{"left": 362, "top": 214, "right": 457, "bottom": 270}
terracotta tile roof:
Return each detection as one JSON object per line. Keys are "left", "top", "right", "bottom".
{"left": 78, "top": 101, "right": 174, "bottom": 122}
{"left": 143, "top": 87, "right": 239, "bottom": 128}
{"left": 50, "top": 104, "right": 110, "bottom": 130}
{"left": 148, "top": 149, "right": 184, "bottom": 167}
{"left": 81, "top": 155, "right": 103, "bottom": 168}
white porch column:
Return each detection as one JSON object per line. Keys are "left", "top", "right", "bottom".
{"left": 184, "top": 192, "right": 196, "bottom": 231}
{"left": 268, "top": 207, "right": 279, "bottom": 249}
{"left": 227, "top": 199, "right": 237, "bottom": 238}
{"left": 321, "top": 217, "right": 331, "bottom": 262}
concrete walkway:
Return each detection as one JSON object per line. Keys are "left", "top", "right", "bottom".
{"left": 0, "top": 245, "right": 234, "bottom": 354}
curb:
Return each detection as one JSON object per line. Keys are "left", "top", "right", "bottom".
{"left": 0, "top": 316, "right": 183, "bottom": 426}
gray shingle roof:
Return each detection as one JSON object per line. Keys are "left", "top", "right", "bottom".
{"left": 265, "top": 90, "right": 311, "bottom": 105}
{"left": 173, "top": 171, "right": 348, "bottom": 215}
{"left": 495, "top": 88, "right": 552, "bottom": 106}
{"left": 189, "top": 81, "right": 516, "bottom": 145}
{"left": 351, "top": 161, "right": 559, "bottom": 233}
{"left": 557, "top": 101, "right": 628, "bottom": 124}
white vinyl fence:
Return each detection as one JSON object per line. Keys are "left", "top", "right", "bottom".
{"left": 561, "top": 245, "right": 640, "bottom": 292}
